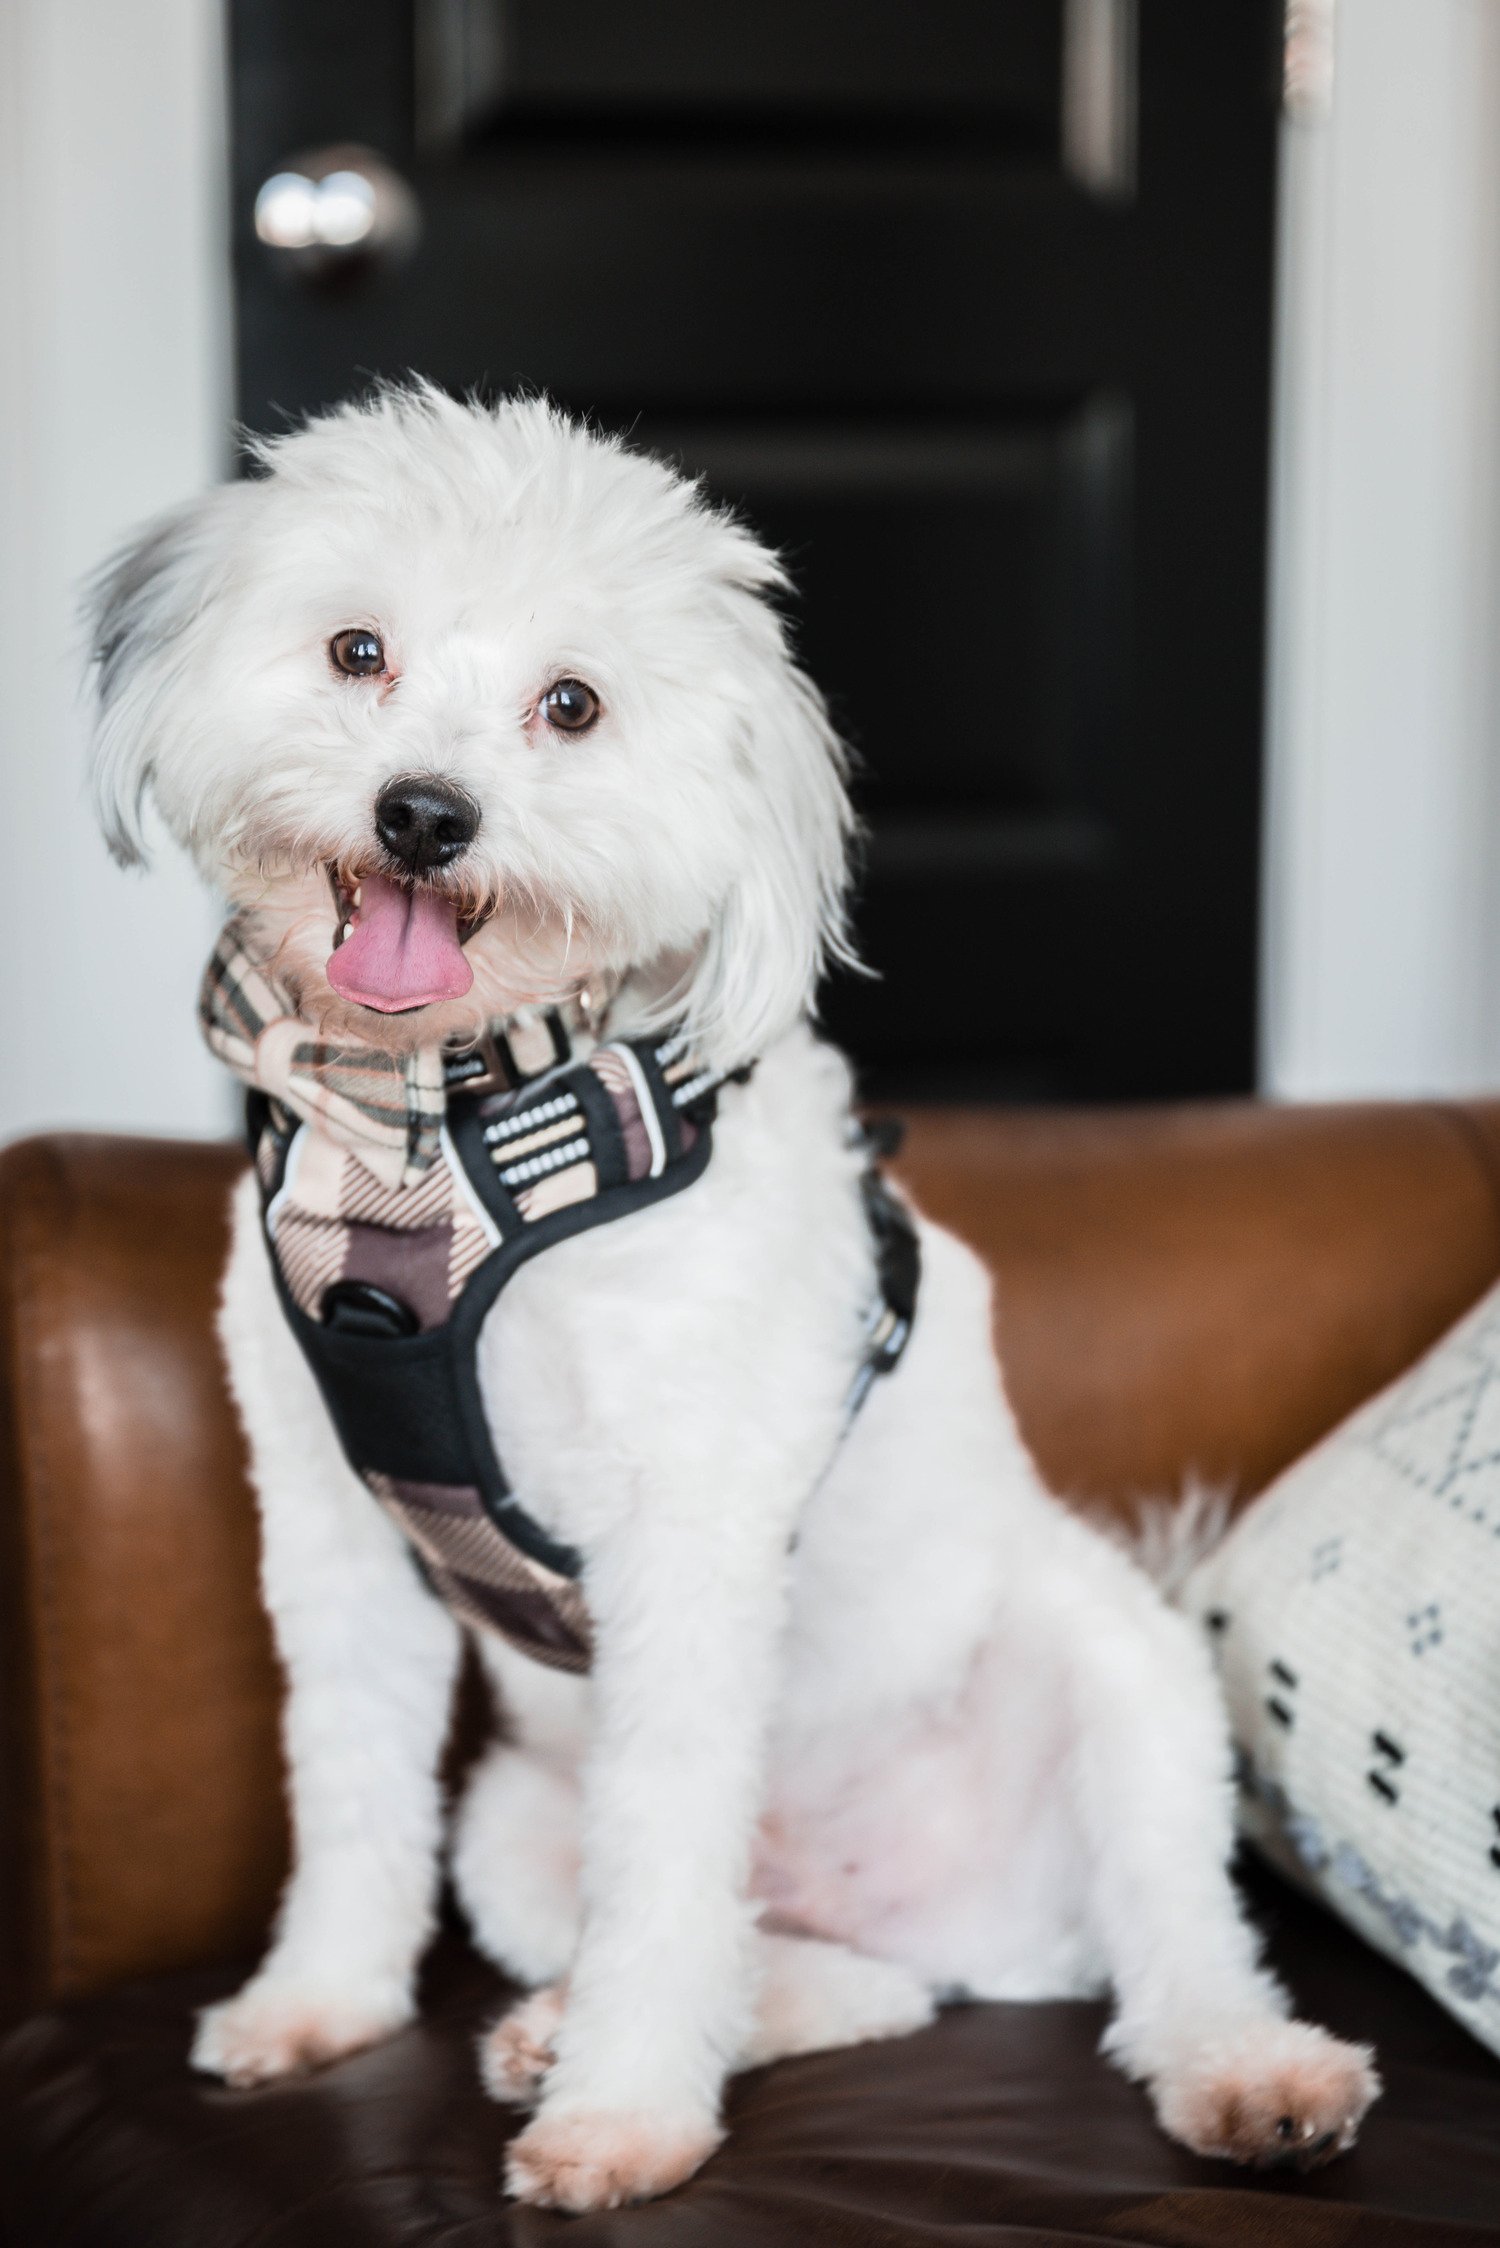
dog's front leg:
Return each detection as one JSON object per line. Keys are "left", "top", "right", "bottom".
{"left": 504, "top": 1470, "right": 790, "bottom": 2212}
{"left": 192, "top": 1174, "right": 463, "bottom": 2086}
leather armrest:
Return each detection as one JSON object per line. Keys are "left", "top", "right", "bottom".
{"left": 895, "top": 1098, "right": 1500, "bottom": 1507}
{"left": 0, "top": 1137, "right": 285, "bottom": 2027}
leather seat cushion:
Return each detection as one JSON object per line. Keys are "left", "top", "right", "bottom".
{"left": 4, "top": 1864, "right": 1499, "bottom": 2246}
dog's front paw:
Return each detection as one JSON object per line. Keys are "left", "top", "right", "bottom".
{"left": 504, "top": 2104, "right": 722, "bottom": 2210}
{"left": 192, "top": 1975, "right": 413, "bottom": 2087}
{"left": 479, "top": 1984, "right": 566, "bottom": 2106}
{"left": 1155, "top": 2018, "right": 1379, "bottom": 2170}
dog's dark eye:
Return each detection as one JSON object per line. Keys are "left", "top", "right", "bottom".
{"left": 539, "top": 678, "right": 600, "bottom": 734}
{"left": 330, "top": 627, "right": 385, "bottom": 678}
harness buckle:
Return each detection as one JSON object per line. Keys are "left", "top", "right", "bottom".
{"left": 320, "top": 1279, "right": 421, "bottom": 1339}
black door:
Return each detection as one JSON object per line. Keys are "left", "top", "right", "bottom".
{"left": 230, "top": 1, "right": 1282, "bottom": 1100}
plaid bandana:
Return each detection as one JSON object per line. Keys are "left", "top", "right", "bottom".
{"left": 199, "top": 912, "right": 572, "bottom": 1192}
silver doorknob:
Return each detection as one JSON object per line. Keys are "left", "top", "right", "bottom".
{"left": 253, "top": 145, "right": 420, "bottom": 276}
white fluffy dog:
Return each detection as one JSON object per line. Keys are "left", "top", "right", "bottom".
{"left": 86, "top": 387, "right": 1377, "bottom": 2212}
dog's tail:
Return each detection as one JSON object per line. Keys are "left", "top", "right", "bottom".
{"left": 1093, "top": 1478, "right": 1233, "bottom": 1603}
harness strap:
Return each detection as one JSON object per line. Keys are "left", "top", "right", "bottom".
{"left": 253, "top": 1026, "right": 918, "bottom": 1673}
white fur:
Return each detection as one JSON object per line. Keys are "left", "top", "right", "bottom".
{"left": 86, "top": 389, "right": 1377, "bottom": 2210}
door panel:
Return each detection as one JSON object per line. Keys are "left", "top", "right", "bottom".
{"left": 231, "top": 1, "right": 1281, "bottom": 1098}
{"left": 420, "top": 0, "right": 1063, "bottom": 147}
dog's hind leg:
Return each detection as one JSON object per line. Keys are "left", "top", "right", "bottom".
{"left": 738, "top": 1932, "right": 937, "bottom": 2066}
{"left": 192, "top": 1174, "right": 464, "bottom": 2087}
{"left": 481, "top": 1929, "right": 935, "bottom": 2106}
{"left": 452, "top": 1740, "right": 582, "bottom": 1987}
{"left": 1057, "top": 1528, "right": 1379, "bottom": 2169}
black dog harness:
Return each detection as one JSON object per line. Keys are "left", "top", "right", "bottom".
{"left": 250, "top": 1018, "right": 918, "bottom": 1672}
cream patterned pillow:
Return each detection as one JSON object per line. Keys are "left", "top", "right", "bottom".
{"left": 1184, "top": 1279, "right": 1500, "bottom": 2056}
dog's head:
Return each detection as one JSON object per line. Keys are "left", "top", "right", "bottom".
{"left": 85, "top": 386, "right": 853, "bottom": 1065}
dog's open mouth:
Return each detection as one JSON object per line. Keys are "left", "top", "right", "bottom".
{"left": 324, "top": 867, "right": 482, "bottom": 1014}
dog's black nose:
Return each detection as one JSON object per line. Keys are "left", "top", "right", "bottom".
{"left": 374, "top": 775, "right": 480, "bottom": 873}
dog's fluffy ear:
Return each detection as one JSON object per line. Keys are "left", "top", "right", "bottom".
{"left": 83, "top": 486, "right": 246, "bottom": 865}
{"left": 678, "top": 550, "right": 858, "bottom": 1068}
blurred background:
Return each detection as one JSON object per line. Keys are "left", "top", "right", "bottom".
{"left": 3, "top": 0, "right": 1499, "bottom": 1137}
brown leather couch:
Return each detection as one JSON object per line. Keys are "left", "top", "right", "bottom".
{"left": 4, "top": 1102, "right": 1500, "bottom": 2245}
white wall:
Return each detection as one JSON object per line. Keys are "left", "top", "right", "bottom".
{"left": 1262, "top": 0, "right": 1500, "bottom": 1097}
{"left": 0, "top": 0, "right": 232, "bottom": 1141}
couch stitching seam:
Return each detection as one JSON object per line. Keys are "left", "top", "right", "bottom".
{"left": 1426, "top": 1101, "right": 1500, "bottom": 1251}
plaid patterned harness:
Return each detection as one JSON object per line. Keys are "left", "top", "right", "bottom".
{"left": 204, "top": 921, "right": 918, "bottom": 1672}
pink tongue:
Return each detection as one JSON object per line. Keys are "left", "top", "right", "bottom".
{"left": 326, "top": 872, "right": 473, "bottom": 1012}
